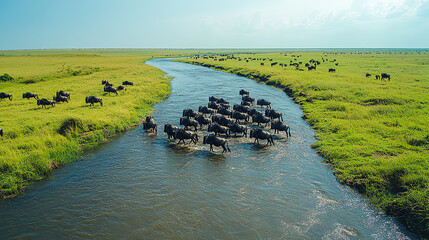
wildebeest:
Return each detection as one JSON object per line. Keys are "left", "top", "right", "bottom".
{"left": 117, "top": 86, "right": 126, "bottom": 91}
{"left": 239, "top": 89, "right": 249, "bottom": 95}
{"left": 0, "top": 92, "right": 13, "bottom": 101}
{"left": 53, "top": 95, "right": 68, "bottom": 103}
{"left": 241, "top": 100, "right": 252, "bottom": 106}
{"left": 175, "top": 129, "right": 198, "bottom": 144}
{"left": 37, "top": 98, "right": 55, "bottom": 108}
{"left": 143, "top": 116, "right": 157, "bottom": 132}
{"left": 381, "top": 73, "right": 390, "bottom": 81}
{"left": 250, "top": 128, "right": 274, "bottom": 145}
{"left": 265, "top": 109, "right": 283, "bottom": 121}
{"left": 307, "top": 66, "right": 316, "bottom": 71}
{"left": 199, "top": 106, "right": 215, "bottom": 115}
{"left": 180, "top": 117, "right": 198, "bottom": 131}
{"left": 248, "top": 108, "right": 263, "bottom": 118}
{"left": 329, "top": 68, "right": 336, "bottom": 73}
{"left": 375, "top": 75, "right": 380, "bottom": 80}
{"left": 212, "top": 114, "right": 234, "bottom": 127}
{"left": 183, "top": 109, "right": 198, "bottom": 118}
{"left": 102, "top": 80, "right": 113, "bottom": 87}
{"left": 216, "top": 98, "right": 229, "bottom": 104}
{"left": 22, "top": 92, "right": 38, "bottom": 100}
{"left": 252, "top": 114, "right": 271, "bottom": 127}
{"left": 228, "top": 122, "right": 247, "bottom": 137}
{"left": 122, "top": 81, "right": 133, "bottom": 86}
{"left": 203, "top": 134, "right": 231, "bottom": 153}
{"left": 104, "top": 85, "right": 118, "bottom": 95}
{"left": 256, "top": 99, "right": 271, "bottom": 108}
{"left": 242, "top": 95, "right": 255, "bottom": 105}
{"left": 208, "top": 101, "right": 221, "bottom": 110}
{"left": 85, "top": 96, "right": 103, "bottom": 106}
{"left": 232, "top": 111, "right": 249, "bottom": 123}
{"left": 57, "top": 90, "right": 70, "bottom": 100}
{"left": 366, "top": 73, "right": 371, "bottom": 78}
{"left": 271, "top": 120, "right": 291, "bottom": 137}
{"left": 217, "top": 107, "right": 234, "bottom": 117}
{"left": 195, "top": 114, "right": 211, "bottom": 129}
{"left": 164, "top": 123, "right": 180, "bottom": 140}
{"left": 233, "top": 104, "right": 251, "bottom": 113}
{"left": 208, "top": 123, "right": 230, "bottom": 136}
{"left": 0, "top": 128, "right": 3, "bottom": 137}
{"left": 209, "top": 96, "right": 220, "bottom": 102}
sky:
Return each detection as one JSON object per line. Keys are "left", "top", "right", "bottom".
{"left": 1, "top": 0, "right": 428, "bottom": 50}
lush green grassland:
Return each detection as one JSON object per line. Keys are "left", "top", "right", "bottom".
{"left": 0, "top": 50, "right": 186, "bottom": 197}
{"left": 178, "top": 50, "right": 429, "bottom": 237}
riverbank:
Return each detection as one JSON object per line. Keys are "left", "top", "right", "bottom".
{"left": 0, "top": 50, "right": 184, "bottom": 198}
{"left": 177, "top": 50, "right": 429, "bottom": 238}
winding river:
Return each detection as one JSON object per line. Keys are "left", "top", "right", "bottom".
{"left": 0, "top": 58, "right": 416, "bottom": 239}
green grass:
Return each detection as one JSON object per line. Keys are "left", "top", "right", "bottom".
{"left": 178, "top": 50, "right": 429, "bottom": 238}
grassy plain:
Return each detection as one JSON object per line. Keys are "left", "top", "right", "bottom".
{"left": 178, "top": 50, "right": 429, "bottom": 237}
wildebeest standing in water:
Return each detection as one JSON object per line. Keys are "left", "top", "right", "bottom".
{"left": 271, "top": 120, "right": 291, "bottom": 137}
{"left": 175, "top": 129, "right": 198, "bottom": 145}
{"left": 86, "top": 96, "right": 103, "bottom": 106}
{"left": 0, "top": 92, "right": 13, "bottom": 101}
{"left": 180, "top": 117, "right": 198, "bottom": 131}
{"left": 22, "top": 92, "right": 38, "bottom": 100}
{"left": 164, "top": 123, "right": 180, "bottom": 140}
{"left": 143, "top": 116, "right": 157, "bottom": 132}
{"left": 250, "top": 128, "right": 274, "bottom": 145}
{"left": 203, "top": 134, "right": 231, "bottom": 153}
{"left": 239, "top": 89, "right": 249, "bottom": 96}
{"left": 256, "top": 99, "right": 271, "bottom": 109}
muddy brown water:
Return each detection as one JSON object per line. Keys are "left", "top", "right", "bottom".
{"left": 0, "top": 58, "right": 417, "bottom": 239}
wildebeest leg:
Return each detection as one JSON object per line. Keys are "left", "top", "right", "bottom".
{"left": 210, "top": 144, "right": 213, "bottom": 152}
{"left": 222, "top": 145, "right": 227, "bottom": 154}
{"left": 226, "top": 142, "right": 231, "bottom": 152}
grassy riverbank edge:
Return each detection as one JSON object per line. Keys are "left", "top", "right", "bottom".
{"left": 176, "top": 58, "right": 429, "bottom": 238}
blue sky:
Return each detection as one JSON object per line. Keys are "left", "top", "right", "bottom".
{"left": 1, "top": 0, "right": 428, "bottom": 50}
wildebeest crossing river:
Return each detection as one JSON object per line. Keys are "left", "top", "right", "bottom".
{"left": 0, "top": 58, "right": 416, "bottom": 239}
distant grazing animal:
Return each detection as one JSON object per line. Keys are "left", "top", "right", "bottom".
{"left": 307, "top": 66, "right": 316, "bottom": 71}
{"left": 199, "top": 106, "right": 215, "bottom": 115}
{"left": 56, "top": 90, "right": 70, "bottom": 100}
{"left": 175, "top": 129, "right": 198, "bottom": 144}
{"left": 22, "top": 92, "right": 38, "bottom": 100}
{"left": 242, "top": 95, "right": 255, "bottom": 105}
{"left": 85, "top": 96, "right": 103, "bottom": 106}
{"left": 252, "top": 114, "right": 271, "bottom": 127}
{"left": 265, "top": 109, "right": 283, "bottom": 121}
{"left": 271, "top": 120, "right": 291, "bottom": 137}
{"left": 53, "top": 95, "right": 68, "bottom": 103}
{"left": 203, "top": 135, "right": 231, "bottom": 153}
{"left": 0, "top": 128, "right": 3, "bottom": 137}
{"left": 37, "top": 98, "right": 55, "bottom": 108}
{"left": 143, "top": 116, "right": 157, "bottom": 132}
{"left": 239, "top": 89, "right": 249, "bottom": 95}
{"left": 260, "top": 63, "right": 264, "bottom": 66}
{"left": 208, "top": 123, "right": 230, "bottom": 136}
{"left": 256, "top": 99, "right": 271, "bottom": 108}
{"left": 329, "top": 68, "right": 336, "bottom": 73}
{"left": 375, "top": 75, "right": 381, "bottom": 80}
{"left": 183, "top": 109, "right": 198, "bottom": 118}
{"left": 0, "top": 92, "right": 12, "bottom": 101}
{"left": 164, "top": 123, "right": 181, "bottom": 140}
{"left": 104, "top": 86, "right": 118, "bottom": 95}
{"left": 381, "top": 73, "right": 390, "bottom": 81}
{"left": 122, "top": 81, "right": 133, "bottom": 86}
{"left": 180, "top": 117, "right": 198, "bottom": 131}
{"left": 102, "top": 80, "right": 113, "bottom": 87}
{"left": 250, "top": 128, "right": 274, "bottom": 145}
{"left": 195, "top": 114, "right": 211, "bottom": 129}
{"left": 117, "top": 86, "right": 126, "bottom": 91}
{"left": 228, "top": 123, "right": 247, "bottom": 137}
{"left": 366, "top": 73, "right": 371, "bottom": 78}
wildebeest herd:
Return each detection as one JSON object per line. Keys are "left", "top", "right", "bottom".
{"left": 142, "top": 89, "right": 292, "bottom": 154}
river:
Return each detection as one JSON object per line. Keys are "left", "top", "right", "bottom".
{"left": 0, "top": 58, "right": 416, "bottom": 239}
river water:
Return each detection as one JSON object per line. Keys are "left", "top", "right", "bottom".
{"left": 0, "top": 58, "right": 416, "bottom": 239}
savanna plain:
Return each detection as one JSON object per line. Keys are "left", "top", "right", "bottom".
{"left": 0, "top": 49, "right": 428, "bottom": 238}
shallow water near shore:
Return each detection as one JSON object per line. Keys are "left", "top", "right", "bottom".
{"left": 0, "top": 58, "right": 417, "bottom": 239}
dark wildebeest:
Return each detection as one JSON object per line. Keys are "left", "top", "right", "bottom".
{"left": 366, "top": 73, "right": 371, "bottom": 78}
{"left": 208, "top": 101, "right": 221, "bottom": 110}
{"left": 217, "top": 107, "right": 234, "bottom": 117}
{"left": 104, "top": 85, "right": 118, "bottom": 95}
{"left": 242, "top": 95, "right": 255, "bottom": 105}
{"left": 175, "top": 129, "right": 198, "bottom": 144}
{"left": 102, "top": 80, "right": 113, "bottom": 87}
{"left": 228, "top": 122, "right": 247, "bottom": 137}
{"left": 164, "top": 123, "right": 181, "bottom": 140}
{"left": 239, "top": 89, "right": 249, "bottom": 96}
{"left": 53, "top": 95, "right": 68, "bottom": 103}
{"left": 232, "top": 111, "right": 249, "bottom": 123}
{"left": 208, "top": 123, "right": 230, "bottom": 136}
{"left": 256, "top": 99, "right": 271, "bottom": 108}
{"left": 122, "top": 81, "right": 133, "bottom": 86}
{"left": 195, "top": 114, "right": 211, "bottom": 129}
{"left": 252, "top": 114, "right": 271, "bottom": 127}
{"left": 248, "top": 108, "right": 263, "bottom": 118}
{"left": 212, "top": 114, "right": 234, "bottom": 127}
{"left": 216, "top": 98, "right": 229, "bottom": 105}
{"left": 233, "top": 104, "right": 251, "bottom": 113}
{"left": 241, "top": 100, "right": 252, "bottom": 106}
{"left": 183, "top": 109, "right": 198, "bottom": 118}
{"left": 260, "top": 62, "right": 264, "bottom": 66}
{"left": 22, "top": 92, "right": 38, "bottom": 100}
{"left": 265, "top": 109, "right": 283, "bottom": 121}
{"left": 308, "top": 66, "right": 316, "bottom": 71}
{"left": 209, "top": 96, "right": 220, "bottom": 102}
{"left": 381, "top": 73, "right": 390, "bottom": 81}
{"left": 0, "top": 92, "right": 13, "bottom": 101}
{"left": 180, "top": 117, "right": 198, "bottom": 131}
{"left": 250, "top": 128, "right": 274, "bottom": 145}
{"left": 86, "top": 96, "right": 103, "bottom": 106}
{"left": 199, "top": 106, "right": 216, "bottom": 115}
{"left": 203, "top": 134, "right": 231, "bottom": 153}
{"left": 57, "top": 90, "right": 70, "bottom": 100}
{"left": 375, "top": 75, "right": 380, "bottom": 80}
{"left": 143, "top": 116, "right": 157, "bottom": 132}
{"left": 0, "top": 128, "right": 3, "bottom": 137}
{"left": 218, "top": 102, "right": 230, "bottom": 109}
{"left": 37, "top": 98, "right": 55, "bottom": 108}
{"left": 117, "top": 86, "right": 126, "bottom": 91}
{"left": 329, "top": 68, "right": 336, "bottom": 73}
{"left": 271, "top": 120, "right": 291, "bottom": 137}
